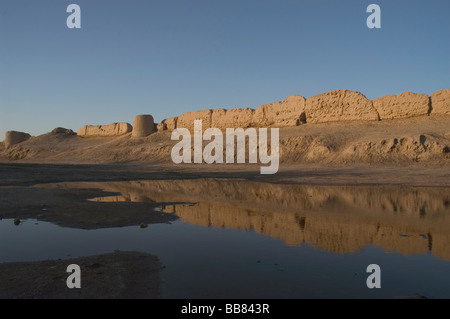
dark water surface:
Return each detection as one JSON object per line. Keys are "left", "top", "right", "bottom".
{"left": 1, "top": 179, "right": 449, "bottom": 298}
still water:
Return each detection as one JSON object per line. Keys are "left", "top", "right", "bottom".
{"left": 1, "top": 179, "right": 450, "bottom": 298}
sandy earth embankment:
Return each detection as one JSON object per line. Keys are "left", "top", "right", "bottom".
{"left": 0, "top": 115, "right": 449, "bottom": 167}
{"left": 0, "top": 115, "right": 448, "bottom": 299}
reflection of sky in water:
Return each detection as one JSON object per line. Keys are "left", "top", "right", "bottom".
{"left": 1, "top": 218, "right": 450, "bottom": 298}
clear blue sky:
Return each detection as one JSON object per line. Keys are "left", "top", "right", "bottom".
{"left": 1, "top": 0, "right": 449, "bottom": 138}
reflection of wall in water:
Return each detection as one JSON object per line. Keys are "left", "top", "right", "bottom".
{"left": 162, "top": 201, "right": 449, "bottom": 260}
{"left": 82, "top": 179, "right": 450, "bottom": 217}
{"left": 57, "top": 179, "right": 450, "bottom": 260}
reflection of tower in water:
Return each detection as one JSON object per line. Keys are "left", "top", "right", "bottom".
{"left": 85, "top": 179, "right": 450, "bottom": 260}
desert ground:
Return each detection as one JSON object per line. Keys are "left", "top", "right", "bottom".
{"left": 0, "top": 89, "right": 449, "bottom": 298}
{"left": 0, "top": 251, "right": 162, "bottom": 299}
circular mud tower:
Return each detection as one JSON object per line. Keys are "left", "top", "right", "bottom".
{"left": 4, "top": 131, "right": 31, "bottom": 148}
{"left": 132, "top": 115, "right": 155, "bottom": 138}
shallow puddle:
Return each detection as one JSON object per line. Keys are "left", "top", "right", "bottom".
{"left": 1, "top": 179, "right": 450, "bottom": 298}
